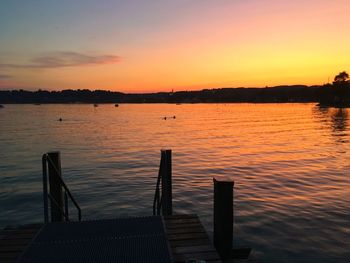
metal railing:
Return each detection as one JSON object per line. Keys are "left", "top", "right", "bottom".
{"left": 153, "top": 154, "right": 164, "bottom": 215}
{"left": 153, "top": 150, "right": 172, "bottom": 216}
{"left": 42, "top": 153, "right": 81, "bottom": 223}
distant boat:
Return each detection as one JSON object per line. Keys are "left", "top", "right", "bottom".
{"left": 176, "top": 103, "right": 182, "bottom": 105}
{"left": 0, "top": 104, "right": 4, "bottom": 108}
{"left": 34, "top": 103, "right": 41, "bottom": 105}
{"left": 115, "top": 104, "right": 119, "bottom": 107}
{"left": 94, "top": 104, "right": 98, "bottom": 107}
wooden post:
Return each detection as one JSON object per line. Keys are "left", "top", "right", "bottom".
{"left": 213, "top": 177, "right": 234, "bottom": 259}
{"left": 47, "top": 151, "right": 64, "bottom": 222}
{"left": 161, "top": 149, "right": 172, "bottom": 215}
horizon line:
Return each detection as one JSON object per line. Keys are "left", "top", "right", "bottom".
{"left": 0, "top": 83, "right": 328, "bottom": 95}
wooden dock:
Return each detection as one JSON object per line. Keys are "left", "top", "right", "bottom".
{"left": 0, "top": 214, "right": 221, "bottom": 263}
{"left": 0, "top": 150, "right": 258, "bottom": 262}
{"left": 0, "top": 224, "right": 42, "bottom": 263}
{"left": 165, "top": 214, "right": 221, "bottom": 262}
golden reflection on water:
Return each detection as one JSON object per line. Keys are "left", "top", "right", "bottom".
{"left": 313, "top": 106, "right": 349, "bottom": 143}
{"left": 1, "top": 103, "right": 350, "bottom": 262}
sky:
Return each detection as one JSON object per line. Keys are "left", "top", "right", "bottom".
{"left": 0, "top": 0, "right": 350, "bottom": 93}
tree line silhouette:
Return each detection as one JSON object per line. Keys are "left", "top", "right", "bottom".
{"left": 0, "top": 72, "right": 349, "bottom": 104}
{"left": 318, "top": 71, "right": 350, "bottom": 106}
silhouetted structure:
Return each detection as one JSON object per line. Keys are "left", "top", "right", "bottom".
{"left": 1, "top": 150, "right": 256, "bottom": 262}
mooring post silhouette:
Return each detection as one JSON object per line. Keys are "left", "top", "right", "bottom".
{"left": 213, "top": 177, "right": 234, "bottom": 259}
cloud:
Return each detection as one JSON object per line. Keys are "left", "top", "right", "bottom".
{"left": 0, "top": 74, "right": 12, "bottom": 79}
{"left": 0, "top": 52, "right": 120, "bottom": 69}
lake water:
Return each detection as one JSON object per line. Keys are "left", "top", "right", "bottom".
{"left": 0, "top": 103, "right": 349, "bottom": 262}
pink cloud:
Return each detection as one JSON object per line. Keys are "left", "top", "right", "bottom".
{"left": 0, "top": 51, "right": 121, "bottom": 69}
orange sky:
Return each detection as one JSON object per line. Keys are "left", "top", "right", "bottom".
{"left": 1, "top": 0, "right": 350, "bottom": 92}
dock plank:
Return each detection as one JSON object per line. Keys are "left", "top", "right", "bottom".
{"left": 164, "top": 214, "right": 222, "bottom": 262}
{"left": 0, "top": 224, "right": 42, "bottom": 263}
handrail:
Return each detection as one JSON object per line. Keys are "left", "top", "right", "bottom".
{"left": 153, "top": 150, "right": 173, "bottom": 216}
{"left": 42, "top": 155, "right": 49, "bottom": 223}
{"left": 46, "top": 154, "right": 81, "bottom": 218}
{"left": 42, "top": 153, "right": 81, "bottom": 222}
{"left": 153, "top": 155, "right": 164, "bottom": 215}
{"left": 47, "top": 193, "right": 69, "bottom": 221}
{"left": 45, "top": 155, "right": 81, "bottom": 214}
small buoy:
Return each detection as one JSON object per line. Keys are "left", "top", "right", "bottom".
{"left": 115, "top": 104, "right": 119, "bottom": 107}
{"left": 0, "top": 104, "right": 4, "bottom": 108}
{"left": 164, "top": 117, "right": 167, "bottom": 120}
{"left": 59, "top": 118, "right": 62, "bottom": 122}
{"left": 94, "top": 104, "right": 98, "bottom": 107}
{"left": 173, "top": 115, "right": 176, "bottom": 119}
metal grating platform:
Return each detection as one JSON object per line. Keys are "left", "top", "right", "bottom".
{"left": 18, "top": 216, "right": 172, "bottom": 263}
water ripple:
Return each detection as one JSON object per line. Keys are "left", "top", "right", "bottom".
{"left": 0, "top": 103, "right": 349, "bottom": 262}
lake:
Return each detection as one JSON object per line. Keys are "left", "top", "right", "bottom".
{"left": 0, "top": 103, "right": 349, "bottom": 262}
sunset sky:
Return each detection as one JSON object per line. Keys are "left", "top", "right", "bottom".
{"left": 1, "top": 0, "right": 350, "bottom": 93}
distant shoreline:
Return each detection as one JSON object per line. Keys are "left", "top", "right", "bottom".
{"left": 0, "top": 85, "right": 326, "bottom": 104}
{"left": 0, "top": 102, "right": 321, "bottom": 105}
{"left": 0, "top": 101, "right": 321, "bottom": 104}
{"left": 1, "top": 84, "right": 349, "bottom": 107}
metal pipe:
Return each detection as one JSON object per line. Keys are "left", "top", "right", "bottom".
{"left": 47, "top": 194, "right": 69, "bottom": 221}
{"left": 42, "top": 154, "right": 49, "bottom": 223}
{"left": 64, "top": 191, "right": 69, "bottom": 221}
{"left": 46, "top": 154, "right": 81, "bottom": 219}
{"left": 153, "top": 153, "right": 164, "bottom": 215}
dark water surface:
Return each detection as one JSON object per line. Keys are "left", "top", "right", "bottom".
{"left": 0, "top": 103, "right": 349, "bottom": 262}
